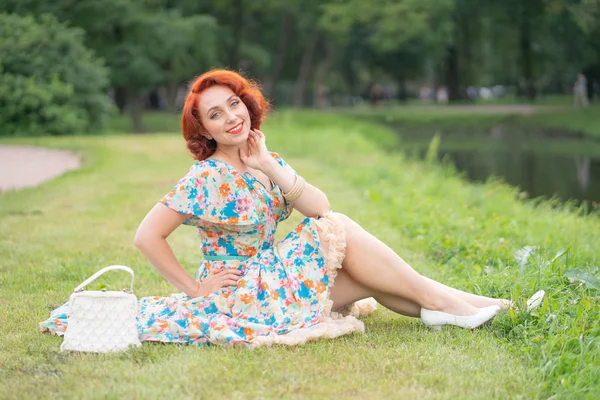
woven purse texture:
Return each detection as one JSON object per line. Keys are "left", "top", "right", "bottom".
{"left": 60, "top": 266, "right": 142, "bottom": 353}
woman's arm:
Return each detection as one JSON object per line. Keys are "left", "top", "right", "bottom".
{"left": 134, "top": 204, "right": 202, "bottom": 296}
{"left": 242, "top": 129, "right": 331, "bottom": 217}
{"left": 260, "top": 159, "right": 330, "bottom": 218}
{"left": 134, "top": 204, "right": 243, "bottom": 297}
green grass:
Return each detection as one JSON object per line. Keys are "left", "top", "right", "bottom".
{"left": 524, "top": 107, "right": 600, "bottom": 140}
{"left": 1, "top": 111, "right": 599, "bottom": 399}
{"left": 342, "top": 102, "right": 600, "bottom": 142}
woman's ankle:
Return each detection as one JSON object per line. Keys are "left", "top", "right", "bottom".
{"left": 422, "top": 294, "right": 478, "bottom": 316}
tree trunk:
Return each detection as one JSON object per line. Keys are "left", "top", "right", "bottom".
{"left": 114, "top": 86, "right": 127, "bottom": 114}
{"left": 519, "top": 6, "right": 536, "bottom": 101}
{"left": 313, "top": 42, "right": 335, "bottom": 109}
{"left": 445, "top": 44, "right": 460, "bottom": 101}
{"left": 127, "top": 88, "right": 145, "bottom": 133}
{"left": 293, "top": 29, "right": 320, "bottom": 108}
{"left": 165, "top": 82, "right": 179, "bottom": 113}
{"left": 229, "top": 0, "right": 244, "bottom": 69}
{"left": 263, "top": 11, "right": 294, "bottom": 99}
{"left": 443, "top": 11, "right": 461, "bottom": 102}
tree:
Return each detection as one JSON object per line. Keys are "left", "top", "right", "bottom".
{"left": 321, "top": 0, "right": 453, "bottom": 100}
{"left": 2, "top": 0, "right": 220, "bottom": 132}
{"left": 0, "top": 13, "right": 111, "bottom": 136}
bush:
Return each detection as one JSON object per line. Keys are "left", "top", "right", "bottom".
{"left": 0, "top": 13, "right": 112, "bottom": 136}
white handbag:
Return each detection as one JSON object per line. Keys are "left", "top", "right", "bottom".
{"left": 60, "top": 265, "right": 142, "bottom": 353}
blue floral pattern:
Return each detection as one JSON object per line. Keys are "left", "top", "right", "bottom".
{"left": 40, "top": 153, "right": 369, "bottom": 348}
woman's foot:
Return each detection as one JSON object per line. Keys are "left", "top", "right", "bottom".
{"left": 421, "top": 305, "right": 500, "bottom": 330}
{"left": 425, "top": 292, "right": 480, "bottom": 317}
{"left": 499, "top": 299, "right": 514, "bottom": 311}
{"left": 497, "top": 290, "right": 546, "bottom": 313}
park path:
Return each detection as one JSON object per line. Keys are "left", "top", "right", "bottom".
{"left": 0, "top": 145, "right": 81, "bottom": 192}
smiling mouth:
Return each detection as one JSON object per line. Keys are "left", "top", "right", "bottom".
{"left": 226, "top": 122, "right": 244, "bottom": 134}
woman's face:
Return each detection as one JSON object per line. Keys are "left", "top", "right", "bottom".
{"left": 197, "top": 85, "right": 251, "bottom": 147}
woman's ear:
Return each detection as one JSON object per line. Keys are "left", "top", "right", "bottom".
{"left": 200, "top": 130, "right": 212, "bottom": 140}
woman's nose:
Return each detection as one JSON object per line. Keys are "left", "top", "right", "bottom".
{"left": 225, "top": 110, "right": 238, "bottom": 123}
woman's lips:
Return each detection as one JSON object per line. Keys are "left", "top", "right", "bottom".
{"left": 226, "top": 122, "right": 244, "bottom": 134}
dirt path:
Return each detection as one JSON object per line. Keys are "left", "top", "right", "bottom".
{"left": 0, "top": 145, "right": 81, "bottom": 192}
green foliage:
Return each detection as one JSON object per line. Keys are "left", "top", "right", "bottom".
{"left": 1, "top": 0, "right": 220, "bottom": 122}
{"left": 0, "top": 72, "right": 84, "bottom": 136}
{"left": 0, "top": 13, "right": 111, "bottom": 136}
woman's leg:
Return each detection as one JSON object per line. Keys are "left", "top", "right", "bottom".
{"left": 423, "top": 277, "right": 511, "bottom": 310}
{"left": 336, "top": 213, "right": 502, "bottom": 316}
{"left": 329, "top": 269, "right": 421, "bottom": 317}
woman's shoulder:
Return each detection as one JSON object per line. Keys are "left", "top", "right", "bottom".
{"left": 184, "top": 159, "right": 234, "bottom": 183}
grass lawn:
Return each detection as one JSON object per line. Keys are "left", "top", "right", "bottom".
{"left": 1, "top": 111, "right": 599, "bottom": 399}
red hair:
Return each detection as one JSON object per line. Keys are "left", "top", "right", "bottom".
{"left": 181, "top": 69, "right": 271, "bottom": 160}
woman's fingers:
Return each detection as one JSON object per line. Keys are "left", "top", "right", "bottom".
{"left": 214, "top": 269, "right": 242, "bottom": 277}
{"left": 220, "top": 278, "right": 240, "bottom": 287}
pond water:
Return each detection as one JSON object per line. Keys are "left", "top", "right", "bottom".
{"left": 389, "top": 123, "right": 600, "bottom": 207}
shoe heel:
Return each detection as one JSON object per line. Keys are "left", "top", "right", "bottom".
{"left": 428, "top": 325, "right": 442, "bottom": 331}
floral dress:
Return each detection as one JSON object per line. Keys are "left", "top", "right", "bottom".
{"left": 40, "top": 153, "right": 376, "bottom": 348}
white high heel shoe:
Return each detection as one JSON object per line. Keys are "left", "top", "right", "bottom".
{"left": 526, "top": 290, "right": 545, "bottom": 311}
{"left": 421, "top": 305, "right": 501, "bottom": 331}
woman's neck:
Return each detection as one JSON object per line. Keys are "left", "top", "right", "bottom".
{"left": 213, "top": 145, "right": 247, "bottom": 170}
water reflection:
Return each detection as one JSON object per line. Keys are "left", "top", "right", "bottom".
{"left": 439, "top": 150, "right": 600, "bottom": 204}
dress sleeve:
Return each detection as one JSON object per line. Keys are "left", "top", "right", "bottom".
{"left": 160, "top": 162, "right": 261, "bottom": 227}
{"left": 270, "top": 152, "right": 296, "bottom": 221}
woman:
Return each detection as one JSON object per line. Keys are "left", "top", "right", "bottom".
{"left": 40, "top": 70, "right": 534, "bottom": 348}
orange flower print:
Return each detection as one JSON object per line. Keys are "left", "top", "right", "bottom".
{"left": 228, "top": 216, "right": 239, "bottom": 225}
{"left": 261, "top": 281, "right": 269, "bottom": 290}
{"left": 273, "top": 196, "right": 280, "bottom": 207}
{"left": 240, "top": 294, "right": 254, "bottom": 304}
{"left": 246, "top": 247, "right": 257, "bottom": 257}
{"left": 201, "top": 171, "right": 209, "bottom": 178}
{"left": 295, "top": 224, "right": 304, "bottom": 233}
{"left": 303, "top": 279, "right": 314, "bottom": 289}
{"left": 242, "top": 215, "right": 249, "bottom": 221}
{"left": 235, "top": 178, "right": 247, "bottom": 188}
{"left": 238, "top": 279, "right": 246, "bottom": 288}
{"left": 244, "top": 327, "right": 256, "bottom": 340}
{"left": 270, "top": 290, "right": 279, "bottom": 300}
{"left": 158, "top": 321, "right": 169, "bottom": 330}
{"left": 219, "top": 183, "right": 231, "bottom": 196}
{"left": 316, "top": 282, "right": 326, "bottom": 294}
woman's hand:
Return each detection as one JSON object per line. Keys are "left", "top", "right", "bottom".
{"left": 189, "top": 268, "right": 242, "bottom": 297}
{"left": 240, "top": 129, "right": 273, "bottom": 171}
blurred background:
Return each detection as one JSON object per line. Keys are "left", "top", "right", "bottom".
{"left": 1, "top": 0, "right": 599, "bottom": 205}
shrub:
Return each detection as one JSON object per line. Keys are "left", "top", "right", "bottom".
{"left": 0, "top": 13, "right": 112, "bottom": 136}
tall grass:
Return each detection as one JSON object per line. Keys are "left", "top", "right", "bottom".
{"left": 1, "top": 110, "right": 598, "bottom": 398}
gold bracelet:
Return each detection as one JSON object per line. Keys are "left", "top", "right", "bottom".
{"left": 282, "top": 175, "right": 306, "bottom": 203}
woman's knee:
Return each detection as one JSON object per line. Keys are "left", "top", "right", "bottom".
{"left": 331, "top": 212, "right": 360, "bottom": 233}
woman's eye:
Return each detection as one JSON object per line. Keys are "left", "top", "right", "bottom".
{"left": 210, "top": 112, "right": 221, "bottom": 119}
{"left": 231, "top": 101, "right": 239, "bottom": 107}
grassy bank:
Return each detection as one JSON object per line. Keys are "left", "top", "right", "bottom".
{"left": 344, "top": 104, "right": 600, "bottom": 142}
{"left": 1, "top": 111, "right": 599, "bottom": 398}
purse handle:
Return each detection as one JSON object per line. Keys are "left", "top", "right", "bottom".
{"left": 74, "top": 265, "right": 135, "bottom": 293}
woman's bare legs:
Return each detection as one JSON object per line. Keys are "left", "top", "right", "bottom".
{"left": 330, "top": 213, "right": 509, "bottom": 316}
{"left": 424, "top": 277, "right": 511, "bottom": 310}
{"left": 330, "top": 269, "right": 421, "bottom": 317}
